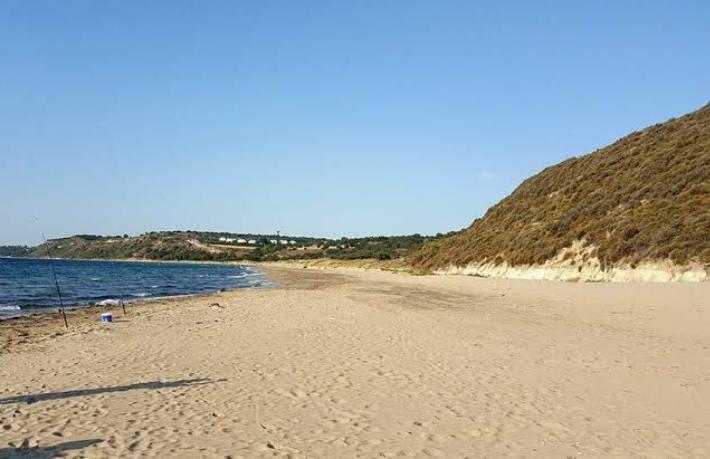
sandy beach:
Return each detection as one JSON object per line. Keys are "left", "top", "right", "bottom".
{"left": 2, "top": 266, "right": 710, "bottom": 457}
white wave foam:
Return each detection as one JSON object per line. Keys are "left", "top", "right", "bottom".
{"left": 96, "top": 299, "right": 119, "bottom": 306}
{"left": 134, "top": 292, "right": 150, "bottom": 297}
{"left": 0, "top": 305, "right": 21, "bottom": 311}
{"left": 229, "top": 272, "right": 261, "bottom": 279}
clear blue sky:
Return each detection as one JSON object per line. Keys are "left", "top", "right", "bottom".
{"left": 2, "top": 1, "right": 708, "bottom": 245}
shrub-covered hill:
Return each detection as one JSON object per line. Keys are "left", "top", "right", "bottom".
{"left": 22, "top": 232, "right": 438, "bottom": 263}
{"left": 413, "top": 102, "right": 710, "bottom": 272}
{"left": 32, "top": 234, "right": 245, "bottom": 261}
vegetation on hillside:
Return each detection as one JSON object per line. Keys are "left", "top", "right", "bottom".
{"left": 17, "top": 231, "right": 441, "bottom": 263}
{"left": 0, "top": 246, "right": 30, "bottom": 257}
{"left": 413, "top": 102, "right": 710, "bottom": 270}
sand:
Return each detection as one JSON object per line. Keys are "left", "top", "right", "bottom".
{"left": 1, "top": 266, "right": 710, "bottom": 458}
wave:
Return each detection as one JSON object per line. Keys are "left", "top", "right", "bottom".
{"left": 0, "top": 259, "right": 269, "bottom": 318}
{"left": 228, "top": 272, "right": 262, "bottom": 279}
{"left": 96, "top": 299, "right": 120, "bottom": 306}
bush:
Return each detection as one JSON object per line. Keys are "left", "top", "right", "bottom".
{"left": 413, "top": 103, "right": 710, "bottom": 269}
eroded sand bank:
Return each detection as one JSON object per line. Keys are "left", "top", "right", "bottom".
{"left": 1, "top": 267, "right": 710, "bottom": 457}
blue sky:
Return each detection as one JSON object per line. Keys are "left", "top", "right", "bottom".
{"left": 1, "top": 1, "right": 708, "bottom": 245}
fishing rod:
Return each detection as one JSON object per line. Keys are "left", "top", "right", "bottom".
{"left": 108, "top": 259, "right": 127, "bottom": 316}
{"left": 40, "top": 232, "right": 69, "bottom": 329}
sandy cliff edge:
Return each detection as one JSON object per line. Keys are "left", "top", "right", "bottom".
{"left": 435, "top": 259, "right": 708, "bottom": 282}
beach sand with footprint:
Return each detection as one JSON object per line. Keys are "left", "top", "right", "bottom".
{"left": 2, "top": 266, "right": 710, "bottom": 457}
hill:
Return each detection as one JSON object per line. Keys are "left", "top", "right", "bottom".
{"left": 14, "top": 231, "right": 436, "bottom": 263}
{"left": 0, "top": 246, "right": 30, "bottom": 257}
{"left": 412, "top": 102, "right": 710, "bottom": 281}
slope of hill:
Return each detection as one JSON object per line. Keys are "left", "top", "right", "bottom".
{"left": 0, "top": 246, "right": 30, "bottom": 257}
{"left": 20, "top": 232, "right": 435, "bottom": 263}
{"left": 413, "top": 103, "right": 710, "bottom": 281}
{"left": 31, "top": 234, "right": 247, "bottom": 261}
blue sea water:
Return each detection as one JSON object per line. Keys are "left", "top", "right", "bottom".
{"left": 0, "top": 258, "right": 267, "bottom": 318}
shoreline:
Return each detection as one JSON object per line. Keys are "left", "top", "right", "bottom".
{"left": 0, "top": 260, "right": 271, "bottom": 323}
{"left": 0, "top": 265, "right": 284, "bottom": 355}
{"left": 6, "top": 255, "right": 709, "bottom": 283}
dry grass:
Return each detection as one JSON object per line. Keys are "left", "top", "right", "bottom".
{"left": 413, "top": 102, "right": 710, "bottom": 270}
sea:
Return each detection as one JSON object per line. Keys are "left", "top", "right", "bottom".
{"left": 0, "top": 257, "right": 268, "bottom": 319}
